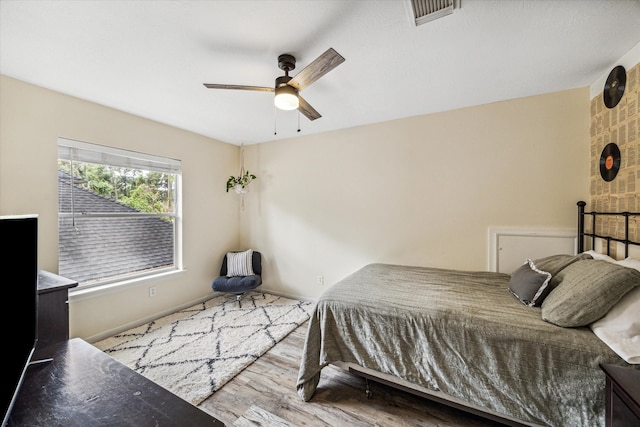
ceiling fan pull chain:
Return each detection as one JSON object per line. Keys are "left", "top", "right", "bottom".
{"left": 297, "top": 110, "right": 301, "bottom": 133}
{"left": 273, "top": 106, "right": 278, "bottom": 135}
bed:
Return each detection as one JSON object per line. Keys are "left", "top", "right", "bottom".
{"left": 296, "top": 202, "right": 640, "bottom": 426}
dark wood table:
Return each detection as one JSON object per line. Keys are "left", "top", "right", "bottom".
{"left": 8, "top": 338, "right": 224, "bottom": 426}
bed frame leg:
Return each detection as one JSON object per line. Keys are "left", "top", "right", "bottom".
{"left": 365, "top": 378, "right": 373, "bottom": 399}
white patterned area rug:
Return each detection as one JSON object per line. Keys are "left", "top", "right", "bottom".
{"left": 94, "top": 292, "right": 313, "bottom": 405}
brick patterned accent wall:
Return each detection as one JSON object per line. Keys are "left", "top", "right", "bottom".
{"left": 590, "top": 61, "right": 640, "bottom": 256}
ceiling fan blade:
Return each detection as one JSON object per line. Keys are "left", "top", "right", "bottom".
{"left": 203, "top": 83, "right": 273, "bottom": 92}
{"left": 288, "top": 48, "right": 345, "bottom": 91}
{"left": 298, "top": 96, "right": 321, "bottom": 121}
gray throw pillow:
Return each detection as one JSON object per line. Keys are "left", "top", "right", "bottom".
{"left": 509, "top": 259, "right": 552, "bottom": 307}
{"left": 532, "top": 253, "right": 593, "bottom": 300}
{"left": 541, "top": 259, "right": 640, "bottom": 327}
{"left": 533, "top": 253, "right": 592, "bottom": 276}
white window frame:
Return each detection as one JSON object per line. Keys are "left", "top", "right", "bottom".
{"left": 58, "top": 137, "right": 183, "bottom": 291}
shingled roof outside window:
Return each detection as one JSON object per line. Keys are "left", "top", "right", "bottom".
{"left": 58, "top": 171, "right": 175, "bottom": 284}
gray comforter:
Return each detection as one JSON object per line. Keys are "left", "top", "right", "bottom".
{"left": 296, "top": 263, "right": 636, "bottom": 426}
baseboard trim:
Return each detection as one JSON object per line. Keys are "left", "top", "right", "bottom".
{"left": 83, "top": 292, "right": 216, "bottom": 343}
{"left": 83, "top": 290, "right": 315, "bottom": 344}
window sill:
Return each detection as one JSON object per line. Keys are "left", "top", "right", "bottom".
{"left": 69, "top": 269, "right": 186, "bottom": 302}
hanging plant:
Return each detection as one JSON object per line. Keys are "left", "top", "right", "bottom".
{"left": 226, "top": 170, "right": 257, "bottom": 194}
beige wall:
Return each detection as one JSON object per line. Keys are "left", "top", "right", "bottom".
{"left": 0, "top": 75, "right": 240, "bottom": 340}
{"left": 241, "top": 88, "right": 591, "bottom": 299}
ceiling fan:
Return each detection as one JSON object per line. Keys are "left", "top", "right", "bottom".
{"left": 203, "top": 48, "right": 345, "bottom": 121}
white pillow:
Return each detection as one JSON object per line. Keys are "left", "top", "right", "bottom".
{"left": 591, "top": 284, "right": 640, "bottom": 364}
{"left": 583, "top": 250, "right": 616, "bottom": 263}
{"left": 616, "top": 257, "right": 640, "bottom": 272}
{"left": 226, "top": 249, "right": 254, "bottom": 277}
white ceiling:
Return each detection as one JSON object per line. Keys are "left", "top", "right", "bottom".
{"left": 1, "top": 0, "right": 640, "bottom": 146}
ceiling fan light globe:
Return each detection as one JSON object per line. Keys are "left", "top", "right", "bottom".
{"left": 274, "top": 83, "right": 299, "bottom": 110}
{"left": 274, "top": 93, "right": 299, "bottom": 110}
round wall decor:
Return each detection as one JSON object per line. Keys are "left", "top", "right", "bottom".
{"left": 603, "top": 65, "right": 626, "bottom": 109}
{"left": 599, "top": 142, "right": 621, "bottom": 182}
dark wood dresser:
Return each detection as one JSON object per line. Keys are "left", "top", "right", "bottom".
{"left": 601, "top": 363, "right": 640, "bottom": 427}
{"left": 37, "top": 270, "right": 78, "bottom": 351}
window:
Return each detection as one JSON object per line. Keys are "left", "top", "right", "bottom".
{"left": 58, "top": 138, "right": 181, "bottom": 288}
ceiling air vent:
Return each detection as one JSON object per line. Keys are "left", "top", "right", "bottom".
{"left": 409, "top": 0, "right": 458, "bottom": 26}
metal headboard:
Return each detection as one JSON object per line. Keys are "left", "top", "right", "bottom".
{"left": 577, "top": 200, "right": 640, "bottom": 258}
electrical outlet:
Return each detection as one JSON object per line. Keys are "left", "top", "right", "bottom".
{"left": 317, "top": 275, "right": 324, "bottom": 285}
{"left": 149, "top": 287, "right": 157, "bottom": 297}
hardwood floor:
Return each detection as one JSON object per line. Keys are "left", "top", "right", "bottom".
{"left": 198, "top": 322, "right": 502, "bottom": 427}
